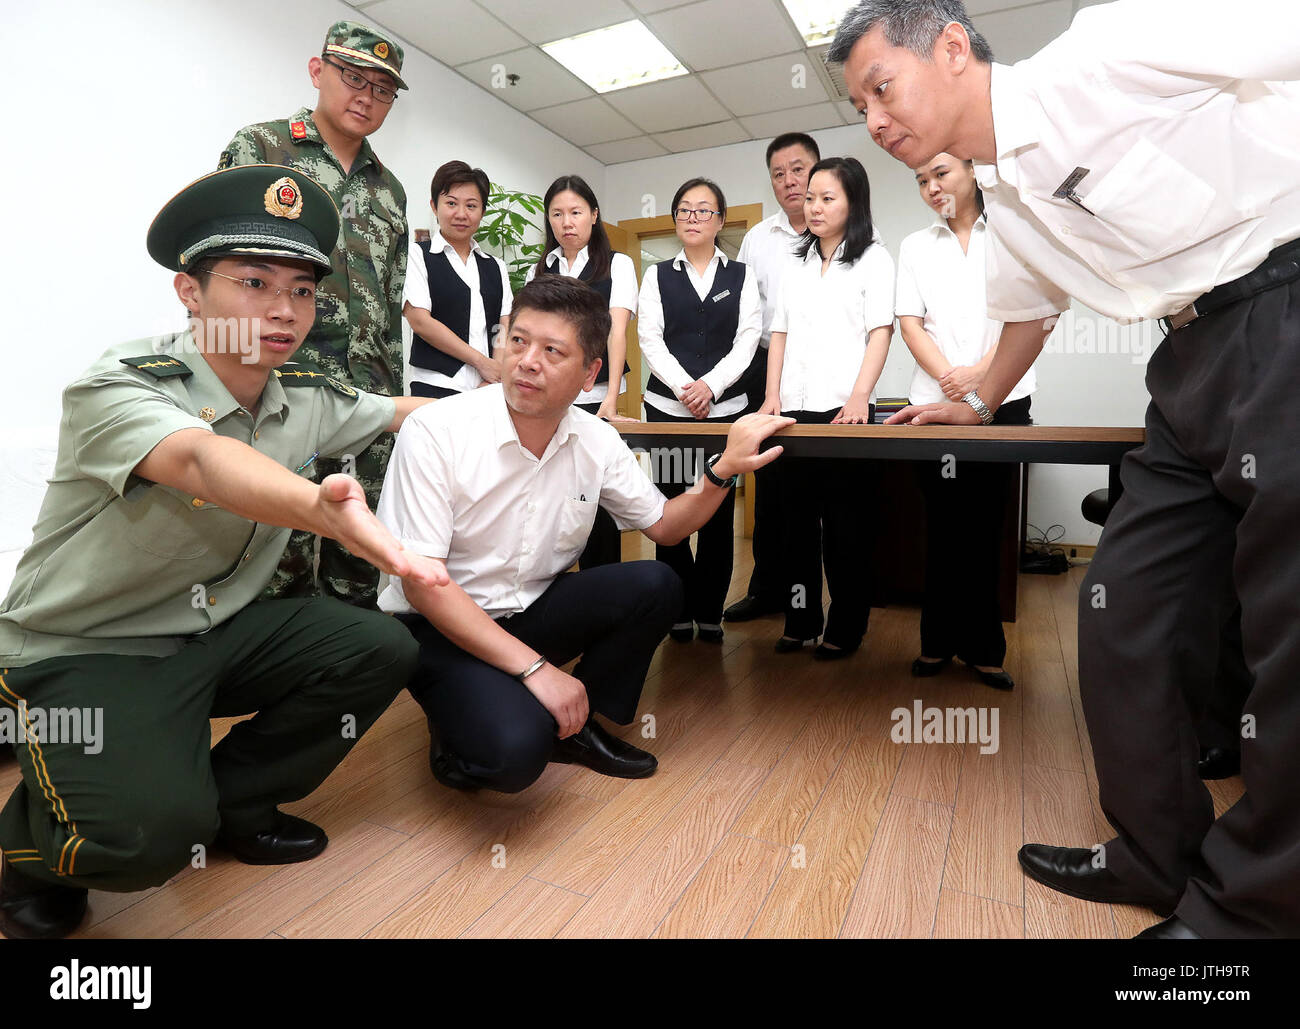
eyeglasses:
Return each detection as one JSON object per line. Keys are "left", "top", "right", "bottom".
{"left": 674, "top": 207, "right": 720, "bottom": 222}
{"left": 323, "top": 57, "right": 398, "bottom": 104}
{"left": 202, "top": 270, "right": 317, "bottom": 306}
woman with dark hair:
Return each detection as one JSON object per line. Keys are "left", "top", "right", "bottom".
{"left": 759, "top": 156, "right": 895, "bottom": 659}
{"left": 638, "top": 177, "right": 762, "bottom": 643}
{"left": 524, "top": 175, "right": 639, "bottom": 567}
{"left": 402, "top": 160, "right": 512, "bottom": 399}
{"left": 897, "top": 153, "right": 1036, "bottom": 690}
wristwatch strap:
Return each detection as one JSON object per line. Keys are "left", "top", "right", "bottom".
{"left": 703, "top": 452, "right": 739, "bottom": 488}
{"left": 962, "top": 390, "right": 995, "bottom": 425}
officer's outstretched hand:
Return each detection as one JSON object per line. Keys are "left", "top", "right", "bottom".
{"left": 885, "top": 401, "right": 982, "bottom": 426}
{"left": 715, "top": 414, "right": 796, "bottom": 477}
{"left": 316, "top": 474, "right": 450, "bottom": 589}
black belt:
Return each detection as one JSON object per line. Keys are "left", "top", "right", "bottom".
{"left": 1161, "top": 237, "right": 1300, "bottom": 333}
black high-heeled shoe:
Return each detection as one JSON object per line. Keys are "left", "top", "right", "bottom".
{"left": 814, "top": 642, "right": 858, "bottom": 662}
{"left": 774, "top": 635, "right": 816, "bottom": 653}
{"left": 910, "top": 656, "right": 951, "bottom": 677}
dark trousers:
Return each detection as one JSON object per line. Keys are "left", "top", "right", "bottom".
{"left": 741, "top": 348, "right": 784, "bottom": 606}
{"left": 0, "top": 599, "right": 414, "bottom": 892}
{"left": 777, "top": 406, "right": 878, "bottom": 648}
{"left": 643, "top": 406, "right": 737, "bottom": 626}
{"left": 1196, "top": 603, "right": 1253, "bottom": 752}
{"left": 916, "top": 395, "right": 1031, "bottom": 667}
{"left": 574, "top": 400, "right": 624, "bottom": 569}
{"left": 400, "top": 562, "right": 681, "bottom": 793}
{"left": 410, "top": 382, "right": 459, "bottom": 399}
{"left": 1079, "top": 270, "right": 1300, "bottom": 937}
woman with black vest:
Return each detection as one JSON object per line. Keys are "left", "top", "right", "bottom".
{"left": 638, "top": 177, "right": 761, "bottom": 643}
{"left": 525, "top": 175, "right": 638, "bottom": 567}
{"left": 402, "top": 160, "right": 512, "bottom": 399}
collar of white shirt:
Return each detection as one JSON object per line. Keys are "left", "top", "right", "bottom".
{"left": 930, "top": 211, "right": 988, "bottom": 237}
{"left": 975, "top": 62, "right": 1041, "bottom": 191}
{"left": 430, "top": 229, "right": 487, "bottom": 261}
{"left": 671, "top": 245, "right": 729, "bottom": 272}
{"left": 772, "top": 209, "right": 800, "bottom": 237}
{"left": 487, "top": 383, "right": 580, "bottom": 463}
{"left": 546, "top": 244, "right": 589, "bottom": 275}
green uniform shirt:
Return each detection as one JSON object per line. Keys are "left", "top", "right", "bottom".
{"left": 218, "top": 108, "right": 408, "bottom": 396}
{"left": 0, "top": 335, "right": 396, "bottom": 667}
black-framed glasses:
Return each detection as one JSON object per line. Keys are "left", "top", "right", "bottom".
{"left": 323, "top": 57, "right": 398, "bottom": 104}
{"left": 674, "top": 207, "right": 720, "bottom": 222}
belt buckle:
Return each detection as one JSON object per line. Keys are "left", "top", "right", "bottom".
{"left": 1167, "top": 302, "right": 1199, "bottom": 331}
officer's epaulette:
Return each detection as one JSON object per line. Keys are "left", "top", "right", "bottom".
{"left": 120, "top": 356, "right": 193, "bottom": 379}
{"left": 274, "top": 364, "right": 358, "bottom": 398}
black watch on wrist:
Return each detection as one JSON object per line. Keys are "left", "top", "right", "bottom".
{"left": 703, "top": 452, "right": 739, "bottom": 489}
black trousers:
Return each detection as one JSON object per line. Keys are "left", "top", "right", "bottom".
{"left": 400, "top": 562, "right": 681, "bottom": 793}
{"left": 776, "top": 406, "right": 878, "bottom": 648}
{"left": 643, "top": 405, "right": 737, "bottom": 626}
{"left": 1079, "top": 269, "right": 1300, "bottom": 937}
{"left": 916, "top": 395, "right": 1031, "bottom": 667}
{"left": 739, "top": 348, "right": 784, "bottom": 607}
{"left": 574, "top": 400, "right": 624, "bottom": 569}
{"left": 1196, "top": 603, "right": 1253, "bottom": 752}
{"left": 410, "top": 382, "right": 460, "bottom": 399}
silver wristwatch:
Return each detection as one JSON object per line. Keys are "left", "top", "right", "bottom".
{"left": 962, "top": 390, "right": 995, "bottom": 425}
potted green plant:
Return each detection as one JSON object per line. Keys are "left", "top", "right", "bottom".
{"left": 476, "top": 183, "right": 546, "bottom": 293}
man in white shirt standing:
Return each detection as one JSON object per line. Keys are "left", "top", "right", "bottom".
{"left": 726, "top": 133, "right": 822, "bottom": 624}
{"left": 377, "top": 275, "right": 792, "bottom": 793}
{"left": 834, "top": 0, "right": 1300, "bottom": 938}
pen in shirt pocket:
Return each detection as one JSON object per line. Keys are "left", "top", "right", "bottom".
{"left": 295, "top": 452, "right": 319, "bottom": 475}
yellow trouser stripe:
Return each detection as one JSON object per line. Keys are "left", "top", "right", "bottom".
{"left": 0, "top": 671, "right": 77, "bottom": 842}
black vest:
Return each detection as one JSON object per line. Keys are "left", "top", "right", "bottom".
{"left": 646, "top": 258, "right": 749, "bottom": 406}
{"left": 410, "top": 239, "right": 504, "bottom": 377}
{"left": 538, "top": 254, "right": 629, "bottom": 386}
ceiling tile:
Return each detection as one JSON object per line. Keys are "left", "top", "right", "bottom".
{"left": 652, "top": 119, "right": 749, "bottom": 153}
{"left": 699, "top": 50, "right": 828, "bottom": 117}
{"left": 476, "top": 0, "right": 637, "bottom": 45}
{"left": 529, "top": 97, "right": 643, "bottom": 145}
{"left": 627, "top": 0, "right": 692, "bottom": 12}
{"left": 739, "top": 101, "right": 843, "bottom": 139}
{"left": 455, "top": 47, "right": 594, "bottom": 111}
{"left": 604, "top": 75, "right": 732, "bottom": 133}
{"left": 970, "top": 0, "right": 1074, "bottom": 63}
{"left": 585, "top": 136, "right": 672, "bottom": 163}
{"left": 647, "top": 0, "right": 803, "bottom": 71}
{"left": 364, "top": 0, "right": 526, "bottom": 66}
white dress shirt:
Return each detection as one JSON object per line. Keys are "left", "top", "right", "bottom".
{"left": 637, "top": 247, "right": 762, "bottom": 419}
{"left": 771, "top": 239, "right": 895, "bottom": 412}
{"left": 403, "top": 230, "right": 513, "bottom": 393}
{"left": 976, "top": 0, "right": 1300, "bottom": 325}
{"left": 523, "top": 246, "right": 637, "bottom": 403}
{"left": 736, "top": 210, "right": 805, "bottom": 348}
{"left": 896, "top": 215, "right": 1037, "bottom": 406}
{"left": 376, "top": 384, "right": 666, "bottom": 618}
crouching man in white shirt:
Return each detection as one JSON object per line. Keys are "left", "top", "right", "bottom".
{"left": 377, "top": 275, "right": 793, "bottom": 792}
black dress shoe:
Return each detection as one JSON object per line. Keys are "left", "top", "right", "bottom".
{"left": 552, "top": 719, "right": 657, "bottom": 779}
{"left": 774, "top": 636, "right": 816, "bottom": 653}
{"left": 974, "top": 667, "right": 1015, "bottom": 691}
{"left": 1197, "top": 746, "right": 1241, "bottom": 780}
{"left": 911, "top": 656, "right": 951, "bottom": 677}
{"left": 218, "top": 811, "right": 328, "bottom": 865}
{"left": 1133, "top": 916, "right": 1203, "bottom": 939}
{"left": 814, "top": 643, "right": 858, "bottom": 662}
{"left": 723, "top": 595, "right": 781, "bottom": 622}
{"left": 668, "top": 623, "right": 695, "bottom": 643}
{"left": 0, "top": 857, "right": 88, "bottom": 940}
{"left": 1018, "top": 844, "right": 1175, "bottom": 916}
{"left": 697, "top": 625, "right": 724, "bottom": 643}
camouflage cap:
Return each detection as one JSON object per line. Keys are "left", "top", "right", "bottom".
{"left": 323, "top": 20, "right": 408, "bottom": 91}
{"left": 147, "top": 164, "right": 341, "bottom": 277}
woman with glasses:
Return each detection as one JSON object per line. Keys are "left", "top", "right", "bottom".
{"left": 637, "top": 177, "right": 762, "bottom": 644}
{"left": 402, "top": 160, "right": 512, "bottom": 399}
{"left": 759, "top": 156, "right": 894, "bottom": 661}
{"left": 525, "top": 176, "right": 638, "bottom": 567}
{"left": 897, "top": 154, "right": 1037, "bottom": 690}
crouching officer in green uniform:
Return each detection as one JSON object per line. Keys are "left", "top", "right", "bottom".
{"left": 0, "top": 164, "right": 447, "bottom": 939}
{"left": 219, "top": 20, "right": 411, "bottom": 609}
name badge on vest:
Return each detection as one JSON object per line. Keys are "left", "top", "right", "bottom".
{"left": 711, "top": 289, "right": 732, "bottom": 303}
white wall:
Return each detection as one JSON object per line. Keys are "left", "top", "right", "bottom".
{"left": 604, "top": 124, "right": 1154, "bottom": 545}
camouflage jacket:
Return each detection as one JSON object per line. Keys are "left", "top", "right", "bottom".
{"left": 218, "top": 107, "right": 408, "bottom": 396}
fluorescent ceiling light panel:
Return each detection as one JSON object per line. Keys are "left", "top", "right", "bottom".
{"left": 781, "top": 0, "right": 857, "bottom": 46}
{"left": 541, "top": 20, "right": 687, "bottom": 94}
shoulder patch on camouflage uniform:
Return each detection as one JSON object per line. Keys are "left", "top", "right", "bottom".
{"left": 120, "top": 356, "right": 194, "bottom": 379}
{"left": 274, "top": 365, "right": 358, "bottom": 398}
{"left": 290, "top": 120, "right": 307, "bottom": 140}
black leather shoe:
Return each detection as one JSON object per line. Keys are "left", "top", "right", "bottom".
{"left": 1133, "top": 916, "right": 1203, "bottom": 939}
{"left": 428, "top": 724, "right": 480, "bottom": 792}
{"left": 1197, "top": 746, "right": 1241, "bottom": 780}
{"left": 774, "top": 636, "right": 816, "bottom": 653}
{"left": 0, "top": 857, "right": 88, "bottom": 940}
{"left": 697, "top": 625, "right": 724, "bottom": 643}
{"left": 814, "top": 643, "right": 858, "bottom": 662}
{"left": 974, "top": 667, "right": 1015, "bottom": 691}
{"left": 552, "top": 719, "right": 657, "bottom": 779}
{"left": 1018, "top": 844, "right": 1175, "bottom": 916}
{"left": 723, "top": 595, "right": 781, "bottom": 622}
{"left": 218, "top": 811, "right": 327, "bottom": 865}
{"left": 911, "top": 656, "right": 951, "bottom": 677}
{"left": 668, "top": 623, "right": 695, "bottom": 643}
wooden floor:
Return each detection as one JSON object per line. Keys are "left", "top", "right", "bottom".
{"left": 0, "top": 521, "right": 1244, "bottom": 939}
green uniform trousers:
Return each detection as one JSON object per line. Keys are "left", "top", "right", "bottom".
{"left": 0, "top": 597, "right": 415, "bottom": 893}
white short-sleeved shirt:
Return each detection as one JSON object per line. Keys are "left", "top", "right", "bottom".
{"left": 975, "top": 0, "right": 1300, "bottom": 325}
{"left": 524, "top": 246, "right": 637, "bottom": 403}
{"left": 736, "top": 210, "right": 805, "bottom": 348}
{"left": 896, "top": 216, "right": 1037, "bottom": 406}
{"left": 637, "top": 247, "right": 763, "bottom": 419}
{"left": 403, "top": 230, "right": 513, "bottom": 394}
{"left": 376, "top": 384, "right": 666, "bottom": 618}
{"left": 771, "top": 239, "right": 895, "bottom": 411}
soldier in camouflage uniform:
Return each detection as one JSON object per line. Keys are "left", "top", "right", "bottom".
{"left": 218, "top": 20, "right": 409, "bottom": 607}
